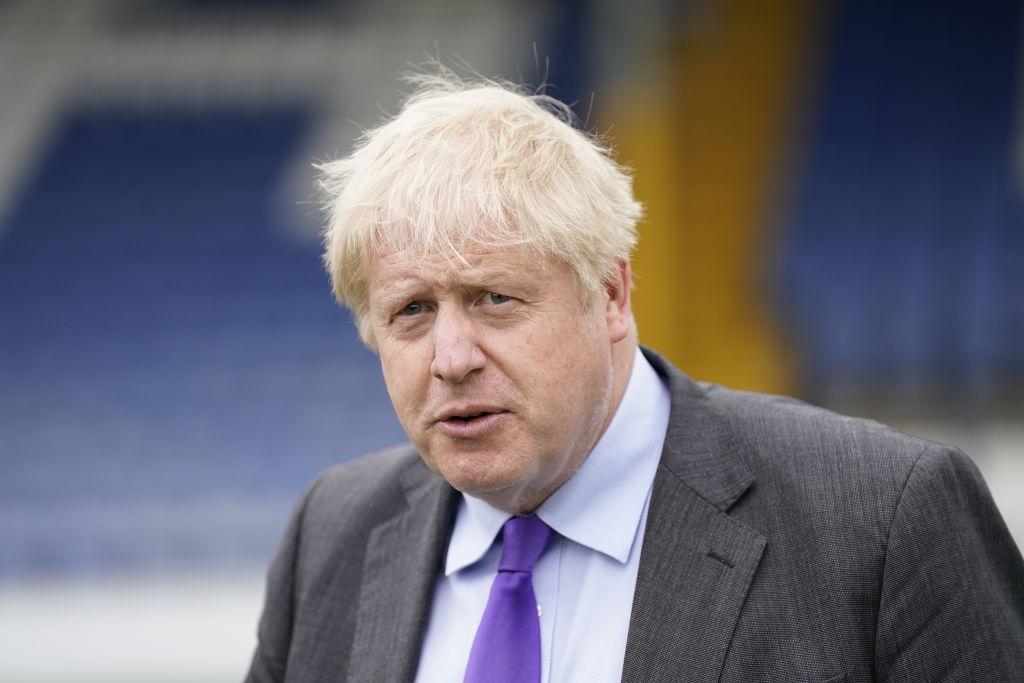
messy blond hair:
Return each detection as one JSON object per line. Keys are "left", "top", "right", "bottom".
{"left": 318, "top": 71, "right": 642, "bottom": 347}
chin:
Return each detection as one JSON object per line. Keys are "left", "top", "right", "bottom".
{"left": 434, "top": 460, "right": 523, "bottom": 498}
{"left": 444, "top": 469, "right": 519, "bottom": 497}
{"left": 421, "top": 439, "right": 537, "bottom": 496}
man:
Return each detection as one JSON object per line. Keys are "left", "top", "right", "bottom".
{"left": 246, "top": 74, "right": 1024, "bottom": 682}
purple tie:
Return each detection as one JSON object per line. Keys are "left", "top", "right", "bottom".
{"left": 463, "top": 515, "right": 552, "bottom": 683}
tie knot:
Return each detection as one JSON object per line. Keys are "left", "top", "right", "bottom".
{"left": 497, "top": 515, "right": 551, "bottom": 573}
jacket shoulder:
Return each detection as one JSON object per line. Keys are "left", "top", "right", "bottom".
{"left": 699, "top": 381, "right": 944, "bottom": 475}
{"left": 686, "top": 381, "right": 975, "bottom": 550}
{"left": 300, "top": 443, "right": 431, "bottom": 528}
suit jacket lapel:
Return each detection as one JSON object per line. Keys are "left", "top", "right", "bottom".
{"left": 622, "top": 350, "right": 767, "bottom": 683}
{"left": 347, "top": 462, "right": 457, "bottom": 682}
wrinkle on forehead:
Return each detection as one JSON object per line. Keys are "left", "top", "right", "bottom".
{"left": 367, "top": 244, "right": 574, "bottom": 319}
{"left": 368, "top": 217, "right": 542, "bottom": 272}
{"left": 365, "top": 238, "right": 596, "bottom": 327}
{"left": 371, "top": 241, "right": 554, "bottom": 283}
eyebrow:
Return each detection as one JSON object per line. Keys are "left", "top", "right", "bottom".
{"left": 371, "top": 263, "right": 545, "bottom": 310}
{"left": 456, "top": 267, "right": 546, "bottom": 299}
{"left": 372, "top": 281, "right": 424, "bottom": 310}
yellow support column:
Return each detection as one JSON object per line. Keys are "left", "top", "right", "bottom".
{"left": 610, "top": 0, "right": 822, "bottom": 394}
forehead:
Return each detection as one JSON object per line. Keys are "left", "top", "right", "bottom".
{"left": 367, "top": 244, "right": 558, "bottom": 292}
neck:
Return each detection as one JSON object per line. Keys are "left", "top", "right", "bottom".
{"left": 504, "top": 333, "right": 639, "bottom": 515}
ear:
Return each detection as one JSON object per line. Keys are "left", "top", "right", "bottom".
{"left": 604, "top": 259, "right": 633, "bottom": 344}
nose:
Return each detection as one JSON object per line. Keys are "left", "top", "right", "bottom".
{"left": 430, "top": 306, "right": 486, "bottom": 383}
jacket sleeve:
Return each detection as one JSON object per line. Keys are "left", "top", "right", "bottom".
{"left": 244, "top": 477, "right": 322, "bottom": 683}
{"left": 875, "top": 444, "right": 1024, "bottom": 681}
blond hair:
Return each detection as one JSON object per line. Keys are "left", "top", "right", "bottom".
{"left": 318, "top": 72, "right": 642, "bottom": 346}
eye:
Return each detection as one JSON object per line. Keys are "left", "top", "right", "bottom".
{"left": 399, "top": 301, "right": 424, "bottom": 316}
{"left": 485, "top": 292, "right": 511, "bottom": 305}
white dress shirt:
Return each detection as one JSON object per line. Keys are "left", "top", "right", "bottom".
{"left": 414, "top": 347, "right": 671, "bottom": 682}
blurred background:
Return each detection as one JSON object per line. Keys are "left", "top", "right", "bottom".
{"left": 0, "top": 0, "right": 1021, "bottom": 680}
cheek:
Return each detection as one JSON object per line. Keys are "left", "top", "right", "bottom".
{"left": 529, "top": 337, "right": 604, "bottom": 416}
{"left": 379, "top": 345, "right": 428, "bottom": 417}
{"left": 551, "top": 329, "right": 612, "bottom": 417}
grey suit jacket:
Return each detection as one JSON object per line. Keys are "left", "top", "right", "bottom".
{"left": 246, "top": 349, "right": 1024, "bottom": 682}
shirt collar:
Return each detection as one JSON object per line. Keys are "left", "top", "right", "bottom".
{"left": 445, "top": 347, "right": 671, "bottom": 574}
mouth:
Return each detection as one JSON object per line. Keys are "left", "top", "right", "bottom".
{"left": 447, "top": 410, "right": 498, "bottom": 423}
{"left": 435, "top": 409, "right": 509, "bottom": 438}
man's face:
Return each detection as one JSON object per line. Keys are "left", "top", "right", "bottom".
{"left": 366, "top": 244, "right": 630, "bottom": 513}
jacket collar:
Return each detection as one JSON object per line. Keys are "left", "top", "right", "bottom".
{"left": 642, "top": 346, "right": 754, "bottom": 512}
{"left": 346, "top": 458, "right": 457, "bottom": 682}
{"left": 621, "top": 347, "right": 766, "bottom": 683}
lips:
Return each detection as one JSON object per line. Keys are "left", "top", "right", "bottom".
{"left": 436, "top": 404, "right": 504, "bottom": 422}
{"left": 448, "top": 410, "right": 493, "bottom": 422}
{"left": 435, "top": 408, "right": 509, "bottom": 439}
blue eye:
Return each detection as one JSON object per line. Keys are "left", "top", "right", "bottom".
{"left": 400, "top": 301, "right": 423, "bottom": 316}
{"left": 486, "top": 292, "right": 511, "bottom": 305}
